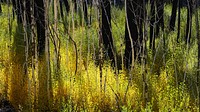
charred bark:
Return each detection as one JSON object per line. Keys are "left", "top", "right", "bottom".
{"left": 83, "top": 0, "right": 88, "bottom": 25}
{"left": 150, "top": 0, "right": 164, "bottom": 50}
{"left": 0, "top": 1, "right": 2, "bottom": 13}
{"left": 35, "top": 0, "right": 45, "bottom": 56}
{"left": 177, "top": 0, "right": 181, "bottom": 42}
{"left": 170, "top": 0, "right": 178, "bottom": 31}
{"left": 124, "top": 0, "right": 144, "bottom": 69}
{"left": 156, "top": 0, "right": 164, "bottom": 35}
{"left": 35, "top": 0, "right": 49, "bottom": 111}
{"left": 63, "top": 0, "right": 70, "bottom": 13}
{"left": 60, "top": 0, "right": 70, "bottom": 19}
{"left": 150, "top": 0, "right": 156, "bottom": 50}
{"left": 102, "top": 0, "right": 115, "bottom": 66}
{"left": 12, "top": 0, "right": 23, "bottom": 23}
{"left": 185, "top": 0, "right": 192, "bottom": 44}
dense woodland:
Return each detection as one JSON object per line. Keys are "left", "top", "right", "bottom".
{"left": 0, "top": 0, "right": 200, "bottom": 111}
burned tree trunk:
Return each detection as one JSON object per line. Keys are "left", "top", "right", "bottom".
{"left": 101, "top": 0, "right": 115, "bottom": 66}
{"left": 60, "top": 0, "right": 70, "bottom": 19}
{"left": 0, "top": 1, "right": 2, "bottom": 13}
{"left": 170, "top": 0, "right": 178, "bottom": 31}
{"left": 156, "top": 0, "right": 164, "bottom": 35}
{"left": 73, "top": 0, "right": 77, "bottom": 11}
{"left": 177, "top": 0, "right": 181, "bottom": 42}
{"left": 185, "top": 0, "right": 192, "bottom": 44}
{"left": 60, "top": 0, "right": 64, "bottom": 18}
{"left": 150, "top": 0, "right": 164, "bottom": 50}
{"left": 35, "top": 0, "right": 45, "bottom": 55}
{"left": 12, "top": 0, "right": 23, "bottom": 23}
{"left": 150, "top": 0, "right": 156, "bottom": 50}
{"left": 63, "top": 0, "right": 70, "bottom": 13}
{"left": 35, "top": 0, "right": 49, "bottom": 111}
{"left": 124, "top": 0, "right": 143, "bottom": 69}
{"left": 83, "top": 0, "right": 88, "bottom": 25}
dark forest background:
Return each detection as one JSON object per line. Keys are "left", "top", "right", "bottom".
{"left": 0, "top": 0, "right": 200, "bottom": 111}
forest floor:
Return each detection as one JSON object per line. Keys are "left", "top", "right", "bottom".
{"left": 0, "top": 4, "right": 200, "bottom": 111}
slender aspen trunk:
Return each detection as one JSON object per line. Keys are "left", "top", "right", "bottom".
{"left": 30, "top": 0, "right": 37, "bottom": 111}
{"left": 22, "top": 0, "right": 30, "bottom": 110}
{"left": 98, "top": 0, "right": 103, "bottom": 91}
{"left": 142, "top": 0, "right": 148, "bottom": 107}
{"left": 54, "top": 0, "right": 63, "bottom": 109}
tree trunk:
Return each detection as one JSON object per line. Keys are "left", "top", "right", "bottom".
{"left": 185, "top": 0, "right": 192, "bottom": 44}
{"left": 177, "top": 0, "right": 181, "bottom": 42}
{"left": 101, "top": 0, "right": 115, "bottom": 66}
{"left": 0, "top": 1, "right": 2, "bottom": 13}
{"left": 12, "top": 0, "right": 23, "bottom": 23}
{"left": 74, "top": 0, "right": 77, "bottom": 12}
{"left": 150, "top": 0, "right": 164, "bottom": 50}
{"left": 35, "top": 0, "right": 45, "bottom": 55}
{"left": 59, "top": 0, "right": 70, "bottom": 18}
{"left": 150, "top": 0, "right": 156, "bottom": 50}
{"left": 170, "top": 0, "right": 178, "bottom": 31}
{"left": 30, "top": 0, "right": 37, "bottom": 110}
{"left": 63, "top": 0, "right": 70, "bottom": 13}
{"left": 10, "top": 0, "right": 31, "bottom": 110}
{"left": 83, "top": 0, "right": 88, "bottom": 25}
{"left": 60, "top": 0, "right": 64, "bottom": 19}
{"left": 156, "top": 0, "right": 164, "bottom": 35}
{"left": 124, "top": 0, "right": 143, "bottom": 69}
{"left": 35, "top": 0, "right": 49, "bottom": 111}
{"left": 54, "top": 0, "right": 63, "bottom": 110}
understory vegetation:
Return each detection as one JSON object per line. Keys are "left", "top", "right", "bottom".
{"left": 0, "top": 3, "right": 199, "bottom": 112}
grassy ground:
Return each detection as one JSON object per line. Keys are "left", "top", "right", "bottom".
{"left": 0, "top": 4, "right": 199, "bottom": 111}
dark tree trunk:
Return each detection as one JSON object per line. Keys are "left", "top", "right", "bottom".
{"left": 156, "top": 0, "right": 164, "bottom": 35}
{"left": 35, "top": 0, "right": 45, "bottom": 56}
{"left": 89, "top": 0, "right": 93, "bottom": 25}
{"left": 150, "top": 0, "right": 156, "bottom": 50}
{"left": 25, "top": 0, "right": 31, "bottom": 25}
{"left": 170, "top": 0, "right": 178, "bottom": 31}
{"left": 150, "top": 0, "right": 164, "bottom": 50}
{"left": 124, "top": 0, "right": 143, "bottom": 69}
{"left": 83, "top": 0, "right": 88, "bottom": 25}
{"left": 185, "top": 0, "right": 192, "bottom": 44}
{"left": 0, "top": 1, "right": 2, "bottom": 13}
{"left": 177, "top": 0, "right": 181, "bottom": 42}
{"left": 12, "top": 0, "right": 23, "bottom": 23}
{"left": 101, "top": 0, "right": 115, "bottom": 66}
{"left": 12, "top": 0, "right": 31, "bottom": 25}
{"left": 63, "top": 0, "right": 70, "bottom": 13}
{"left": 60, "top": 0, "right": 64, "bottom": 19}
{"left": 74, "top": 0, "right": 77, "bottom": 11}
{"left": 60, "top": 0, "right": 70, "bottom": 19}
{"left": 35, "top": 0, "right": 49, "bottom": 111}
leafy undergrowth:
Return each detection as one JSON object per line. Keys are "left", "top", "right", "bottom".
{"left": 0, "top": 4, "right": 199, "bottom": 112}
